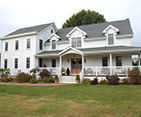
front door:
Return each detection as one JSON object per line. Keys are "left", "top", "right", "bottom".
{"left": 71, "top": 58, "right": 82, "bottom": 74}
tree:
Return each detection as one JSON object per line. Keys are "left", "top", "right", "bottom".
{"left": 62, "top": 9, "right": 106, "bottom": 28}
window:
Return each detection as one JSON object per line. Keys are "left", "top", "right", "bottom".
{"left": 116, "top": 56, "right": 122, "bottom": 66}
{"left": 52, "top": 59, "right": 56, "bottom": 67}
{"left": 15, "top": 58, "right": 18, "bottom": 69}
{"left": 72, "top": 37, "right": 81, "bottom": 48}
{"left": 52, "top": 40, "right": 56, "bottom": 49}
{"left": 15, "top": 40, "right": 19, "bottom": 50}
{"left": 39, "top": 58, "right": 42, "bottom": 67}
{"left": 51, "top": 29, "right": 53, "bottom": 34}
{"left": 4, "top": 59, "right": 7, "bottom": 69}
{"left": 27, "top": 39, "right": 30, "bottom": 49}
{"left": 26, "top": 58, "right": 30, "bottom": 68}
{"left": 102, "top": 57, "right": 108, "bottom": 66}
{"left": 108, "top": 34, "right": 114, "bottom": 45}
{"left": 5, "top": 42, "right": 8, "bottom": 51}
{"left": 39, "top": 39, "right": 43, "bottom": 50}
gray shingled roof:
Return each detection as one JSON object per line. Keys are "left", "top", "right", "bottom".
{"left": 45, "top": 19, "right": 133, "bottom": 42}
{"left": 6, "top": 23, "right": 53, "bottom": 36}
{"left": 36, "top": 46, "right": 141, "bottom": 56}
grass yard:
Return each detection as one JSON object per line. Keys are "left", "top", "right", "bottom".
{"left": 0, "top": 84, "right": 141, "bottom": 117}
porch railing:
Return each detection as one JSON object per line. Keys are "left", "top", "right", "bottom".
{"left": 84, "top": 66, "right": 141, "bottom": 76}
{"left": 39, "top": 67, "right": 60, "bottom": 76}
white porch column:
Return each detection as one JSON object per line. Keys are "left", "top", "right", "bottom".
{"left": 59, "top": 56, "right": 62, "bottom": 76}
{"left": 110, "top": 53, "right": 112, "bottom": 75}
{"left": 81, "top": 54, "right": 84, "bottom": 79}
{"left": 138, "top": 54, "right": 140, "bottom": 66}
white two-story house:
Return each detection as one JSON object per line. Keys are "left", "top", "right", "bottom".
{"left": 1, "top": 19, "right": 141, "bottom": 82}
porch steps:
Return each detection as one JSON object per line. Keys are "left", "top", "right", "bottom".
{"left": 59, "top": 75, "right": 76, "bottom": 83}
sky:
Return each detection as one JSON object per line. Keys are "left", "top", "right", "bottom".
{"left": 0, "top": 0, "right": 141, "bottom": 47}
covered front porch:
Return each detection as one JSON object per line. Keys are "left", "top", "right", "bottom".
{"left": 35, "top": 46, "right": 141, "bottom": 81}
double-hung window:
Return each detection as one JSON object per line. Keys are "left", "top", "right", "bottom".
{"left": 15, "top": 40, "right": 19, "bottom": 50}
{"left": 102, "top": 57, "right": 108, "bottom": 66}
{"left": 52, "top": 40, "right": 56, "bottom": 49}
{"left": 5, "top": 42, "right": 8, "bottom": 51}
{"left": 116, "top": 56, "right": 122, "bottom": 66}
{"left": 4, "top": 59, "right": 8, "bottom": 69}
{"left": 52, "top": 59, "right": 56, "bottom": 67}
{"left": 39, "top": 39, "right": 43, "bottom": 50}
{"left": 72, "top": 37, "right": 81, "bottom": 48}
{"left": 27, "top": 39, "right": 30, "bottom": 49}
{"left": 15, "top": 58, "right": 18, "bottom": 69}
{"left": 26, "top": 58, "right": 30, "bottom": 68}
{"left": 108, "top": 34, "right": 114, "bottom": 45}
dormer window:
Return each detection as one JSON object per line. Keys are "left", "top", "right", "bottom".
{"left": 108, "top": 34, "right": 114, "bottom": 45}
{"left": 72, "top": 37, "right": 81, "bottom": 48}
{"left": 52, "top": 40, "right": 56, "bottom": 49}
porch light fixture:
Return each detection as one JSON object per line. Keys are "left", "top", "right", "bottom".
{"left": 84, "top": 59, "right": 86, "bottom": 63}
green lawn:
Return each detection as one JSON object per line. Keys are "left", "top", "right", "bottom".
{"left": 0, "top": 84, "right": 141, "bottom": 117}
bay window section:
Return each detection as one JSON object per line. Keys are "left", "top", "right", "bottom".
{"left": 72, "top": 37, "right": 81, "bottom": 48}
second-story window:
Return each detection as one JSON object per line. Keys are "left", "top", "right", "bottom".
{"left": 108, "top": 34, "right": 114, "bottom": 45}
{"left": 39, "top": 39, "right": 43, "bottom": 50}
{"left": 27, "top": 39, "right": 30, "bottom": 49}
{"left": 52, "top": 40, "right": 56, "bottom": 49}
{"left": 15, "top": 40, "right": 19, "bottom": 50}
{"left": 5, "top": 42, "right": 8, "bottom": 51}
{"left": 72, "top": 37, "right": 81, "bottom": 48}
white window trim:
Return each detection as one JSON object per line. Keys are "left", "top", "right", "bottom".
{"left": 14, "top": 58, "right": 18, "bottom": 69}
{"left": 15, "top": 40, "right": 19, "bottom": 51}
{"left": 70, "top": 36, "right": 83, "bottom": 48}
{"left": 50, "top": 39, "right": 58, "bottom": 50}
{"left": 26, "top": 38, "right": 31, "bottom": 50}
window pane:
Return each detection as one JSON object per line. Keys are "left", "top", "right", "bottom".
{"left": 15, "top": 58, "right": 18, "bottom": 69}
{"left": 39, "top": 39, "right": 43, "bottom": 50}
{"left": 52, "top": 40, "right": 56, "bottom": 49}
{"left": 108, "top": 34, "right": 114, "bottom": 45}
{"left": 52, "top": 59, "right": 56, "bottom": 67}
{"left": 102, "top": 57, "right": 108, "bottom": 66}
{"left": 77, "top": 37, "right": 81, "bottom": 47}
{"left": 4, "top": 59, "right": 7, "bottom": 69}
{"left": 39, "top": 58, "right": 42, "bottom": 67}
{"left": 26, "top": 58, "right": 30, "bottom": 68}
{"left": 27, "top": 39, "right": 30, "bottom": 49}
{"left": 15, "top": 40, "right": 19, "bottom": 50}
{"left": 116, "top": 56, "right": 122, "bottom": 66}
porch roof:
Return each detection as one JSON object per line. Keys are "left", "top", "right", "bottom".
{"left": 35, "top": 46, "right": 141, "bottom": 57}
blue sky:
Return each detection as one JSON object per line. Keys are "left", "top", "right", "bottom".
{"left": 0, "top": 0, "right": 140, "bottom": 47}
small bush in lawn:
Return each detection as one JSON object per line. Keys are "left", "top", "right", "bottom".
{"left": 90, "top": 78, "right": 98, "bottom": 85}
{"left": 76, "top": 74, "right": 80, "bottom": 80}
{"left": 128, "top": 70, "right": 141, "bottom": 85}
{"left": 82, "top": 78, "right": 91, "bottom": 85}
{"left": 39, "top": 69, "right": 50, "bottom": 79}
{"left": 106, "top": 75, "right": 119, "bottom": 85}
{"left": 1, "top": 77, "right": 12, "bottom": 82}
{"left": 30, "top": 78, "right": 38, "bottom": 84}
{"left": 122, "top": 78, "right": 130, "bottom": 84}
{"left": 16, "top": 72, "right": 33, "bottom": 83}
{"left": 42, "top": 77, "right": 55, "bottom": 83}
{"left": 99, "top": 79, "right": 107, "bottom": 85}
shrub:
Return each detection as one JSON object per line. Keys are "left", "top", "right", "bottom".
{"left": 82, "top": 78, "right": 91, "bottom": 85}
{"left": 30, "top": 78, "right": 38, "bottom": 84}
{"left": 99, "top": 79, "right": 107, "bottom": 84}
{"left": 42, "top": 77, "right": 55, "bottom": 83}
{"left": 54, "top": 74, "right": 59, "bottom": 80}
{"left": 90, "top": 78, "right": 98, "bottom": 85}
{"left": 39, "top": 69, "right": 50, "bottom": 79}
{"left": 30, "top": 67, "right": 40, "bottom": 78}
{"left": 106, "top": 75, "right": 119, "bottom": 85}
{"left": 16, "top": 72, "right": 33, "bottom": 83}
{"left": 76, "top": 74, "right": 80, "bottom": 80}
{"left": 1, "top": 77, "right": 12, "bottom": 82}
{"left": 0, "top": 68, "right": 11, "bottom": 77}
{"left": 122, "top": 78, "right": 130, "bottom": 84}
{"left": 128, "top": 70, "right": 141, "bottom": 85}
